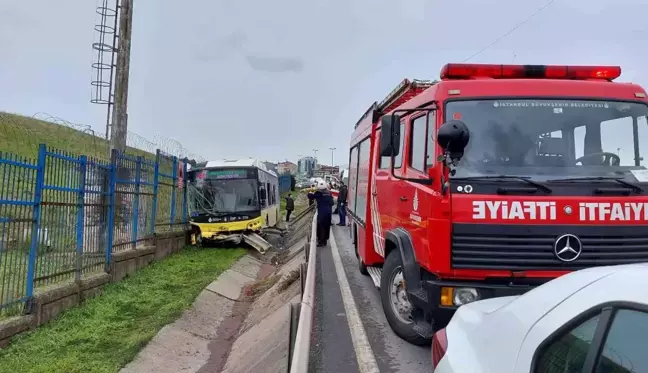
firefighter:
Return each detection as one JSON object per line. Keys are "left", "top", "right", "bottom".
{"left": 307, "top": 180, "right": 334, "bottom": 247}
{"left": 336, "top": 181, "right": 348, "bottom": 226}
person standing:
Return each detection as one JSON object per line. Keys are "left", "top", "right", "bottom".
{"left": 307, "top": 181, "right": 334, "bottom": 247}
{"left": 337, "top": 181, "right": 348, "bottom": 226}
{"left": 285, "top": 193, "right": 295, "bottom": 222}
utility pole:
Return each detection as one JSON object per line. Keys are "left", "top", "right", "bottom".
{"left": 110, "top": 0, "right": 134, "bottom": 154}
{"left": 329, "top": 147, "right": 336, "bottom": 167}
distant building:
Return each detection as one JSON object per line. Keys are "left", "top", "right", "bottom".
{"left": 277, "top": 161, "right": 297, "bottom": 175}
{"left": 314, "top": 164, "right": 340, "bottom": 178}
{"left": 297, "top": 157, "right": 317, "bottom": 178}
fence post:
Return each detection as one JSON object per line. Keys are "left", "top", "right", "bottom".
{"left": 169, "top": 155, "right": 178, "bottom": 228}
{"left": 105, "top": 150, "right": 117, "bottom": 272}
{"left": 182, "top": 158, "right": 188, "bottom": 225}
{"left": 76, "top": 155, "right": 87, "bottom": 284}
{"left": 26, "top": 144, "right": 46, "bottom": 307}
{"left": 132, "top": 156, "right": 142, "bottom": 250}
{"left": 150, "top": 149, "right": 160, "bottom": 235}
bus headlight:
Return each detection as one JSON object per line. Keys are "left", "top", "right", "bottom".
{"left": 453, "top": 288, "right": 479, "bottom": 306}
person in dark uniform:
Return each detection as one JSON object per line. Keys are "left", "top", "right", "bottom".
{"left": 307, "top": 181, "right": 334, "bottom": 247}
{"left": 336, "top": 181, "right": 348, "bottom": 226}
{"left": 285, "top": 193, "right": 295, "bottom": 222}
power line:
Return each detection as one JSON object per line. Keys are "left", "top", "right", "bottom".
{"left": 463, "top": 0, "right": 557, "bottom": 62}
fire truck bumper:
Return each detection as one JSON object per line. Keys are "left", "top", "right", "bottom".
{"left": 422, "top": 279, "right": 536, "bottom": 325}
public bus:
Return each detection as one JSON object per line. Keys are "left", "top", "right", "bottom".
{"left": 186, "top": 158, "right": 279, "bottom": 244}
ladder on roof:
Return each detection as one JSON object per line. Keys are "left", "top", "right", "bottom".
{"left": 378, "top": 79, "right": 437, "bottom": 114}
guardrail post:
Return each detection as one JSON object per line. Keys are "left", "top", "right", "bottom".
{"left": 26, "top": 144, "right": 46, "bottom": 308}
{"left": 182, "top": 158, "right": 188, "bottom": 226}
{"left": 76, "top": 155, "right": 87, "bottom": 283}
{"left": 150, "top": 149, "right": 160, "bottom": 235}
{"left": 132, "top": 156, "right": 142, "bottom": 249}
{"left": 105, "top": 150, "right": 117, "bottom": 272}
{"left": 169, "top": 155, "right": 178, "bottom": 228}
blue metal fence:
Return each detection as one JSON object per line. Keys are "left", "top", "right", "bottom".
{"left": 0, "top": 145, "right": 188, "bottom": 317}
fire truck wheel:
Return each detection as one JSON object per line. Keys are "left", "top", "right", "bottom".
{"left": 380, "top": 250, "right": 429, "bottom": 345}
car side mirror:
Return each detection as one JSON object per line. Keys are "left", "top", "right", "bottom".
{"left": 437, "top": 120, "right": 470, "bottom": 159}
{"left": 379, "top": 114, "right": 401, "bottom": 157}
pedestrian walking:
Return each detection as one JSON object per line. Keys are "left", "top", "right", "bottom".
{"left": 307, "top": 181, "right": 334, "bottom": 247}
{"left": 285, "top": 193, "right": 295, "bottom": 222}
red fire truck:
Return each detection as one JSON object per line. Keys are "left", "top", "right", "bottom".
{"left": 347, "top": 63, "right": 648, "bottom": 345}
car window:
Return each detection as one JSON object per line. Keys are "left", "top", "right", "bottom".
{"left": 595, "top": 309, "right": 648, "bottom": 373}
{"left": 534, "top": 313, "right": 601, "bottom": 373}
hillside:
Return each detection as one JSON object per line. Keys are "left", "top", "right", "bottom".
{"left": 0, "top": 112, "right": 154, "bottom": 161}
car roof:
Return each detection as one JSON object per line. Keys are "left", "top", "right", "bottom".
{"left": 500, "top": 264, "right": 648, "bottom": 325}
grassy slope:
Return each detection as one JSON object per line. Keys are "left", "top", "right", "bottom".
{"left": 0, "top": 112, "right": 152, "bottom": 161}
{"left": 0, "top": 247, "right": 246, "bottom": 373}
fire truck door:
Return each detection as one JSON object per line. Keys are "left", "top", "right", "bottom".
{"left": 374, "top": 128, "right": 403, "bottom": 258}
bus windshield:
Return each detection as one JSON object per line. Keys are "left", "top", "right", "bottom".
{"left": 188, "top": 173, "right": 259, "bottom": 215}
{"left": 445, "top": 99, "right": 648, "bottom": 181}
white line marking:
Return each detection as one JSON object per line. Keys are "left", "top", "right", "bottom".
{"left": 330, "top": 231, "right": 381, "bottom": 373}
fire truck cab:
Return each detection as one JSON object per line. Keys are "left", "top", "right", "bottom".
{"left": 347, "top": 63, "right": 648, "bottom": 345}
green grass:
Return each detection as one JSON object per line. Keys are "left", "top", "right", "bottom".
{"left": 0, "top": 246, "right": 246, "bottom": 373}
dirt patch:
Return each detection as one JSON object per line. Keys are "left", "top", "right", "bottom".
{"left": 196, "top": 263, "right": 275, "bottom": 373}
{"left": 276, "top": 269, "right": 299, "bottom": 293}
{"left": 243, "top": 275, "right": 280, "bottom": 299}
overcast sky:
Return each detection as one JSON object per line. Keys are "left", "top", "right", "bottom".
{"left": 0, "top": 0, "right": 645, "bottom": 165}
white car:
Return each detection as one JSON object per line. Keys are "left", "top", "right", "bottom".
{"left": 432, "top": 263, "right": 648, "bottom": 373}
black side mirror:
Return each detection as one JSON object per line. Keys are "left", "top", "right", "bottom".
{"left": 437, "top": 120, "right": 470, "bottom": 159}
{"left": 259, "top": 188, "right": 266, "bottom": 200}
{"left": 379, "top": 114, "right": 402, "bottom": 157}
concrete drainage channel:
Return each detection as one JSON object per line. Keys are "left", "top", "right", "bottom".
{"left": 122, "top": 206, "right": 317, "bottom": 373}
{"left": 213, "top": 209, "right": 318, "bottom": 373}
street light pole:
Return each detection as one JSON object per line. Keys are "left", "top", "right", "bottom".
{"left": 329, "top": 147, "right": 336, "bottom": 166}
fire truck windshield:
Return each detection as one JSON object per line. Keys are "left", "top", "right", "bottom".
{"left": 445, "top": 99, "right": 648, "bottom": 181}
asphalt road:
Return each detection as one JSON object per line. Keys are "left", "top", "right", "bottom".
{"left": 308, "top": 216, "right": 431, "bottom": 373}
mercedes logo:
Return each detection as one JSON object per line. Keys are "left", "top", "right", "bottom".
{"left": 554, "top": 234, "right": 583, "bottom": 262}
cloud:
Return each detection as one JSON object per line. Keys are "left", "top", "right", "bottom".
{"left": 245, "top": 55, "right": 304, "bottom": 73}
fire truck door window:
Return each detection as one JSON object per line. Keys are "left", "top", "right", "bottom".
{"left": 378, "top": 130, "right": 390, "bottom": 169}
{"left": 426, "top": 111, "right": 436, "bottom": 169}
{"left": 393, "top": 122, "right": 406, "bottom": 169}
{"left": 409, "top": 115, "right": 427, "bottom": 171}
{"left": 356, "top": 138, "right": 371, "bottom": 221}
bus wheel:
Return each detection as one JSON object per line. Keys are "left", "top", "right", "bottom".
{"left": 380, "top": 250, "right": 430, "bottom": 346}
{"left": 195, "top": 232, "right": 203, "bottom": 248}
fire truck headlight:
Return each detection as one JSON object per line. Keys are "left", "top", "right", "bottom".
{"left": 453, "top": 288, "right": 479, "bottom": 306}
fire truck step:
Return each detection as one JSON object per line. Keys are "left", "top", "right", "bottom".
{"left": 413, "top": 320, "right": 434, "bottom": 339}
{"left": 409, "top": 288, "right": 429, "bottom": 304}
{"left": 367, "top": 266, "right": 382, "bottom": 289}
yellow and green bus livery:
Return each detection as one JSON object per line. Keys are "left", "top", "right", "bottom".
{"left": 187, "top": 158, "right": 280, "bottom": 244}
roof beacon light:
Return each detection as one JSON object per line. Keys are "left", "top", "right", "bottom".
{"left": 440, "top": 63, "right": 621, "bottom": 81}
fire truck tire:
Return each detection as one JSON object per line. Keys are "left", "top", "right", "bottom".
{"left": 380, "top": 250, "right": 430, "bottom": 346}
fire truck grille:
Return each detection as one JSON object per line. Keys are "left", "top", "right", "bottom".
{"left": 451, "top": 223, "right": 648, "bottom": 271}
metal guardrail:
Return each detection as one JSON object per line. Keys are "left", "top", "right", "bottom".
{"left": 288, "top": 212, "right": 317, "bottom": 372}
